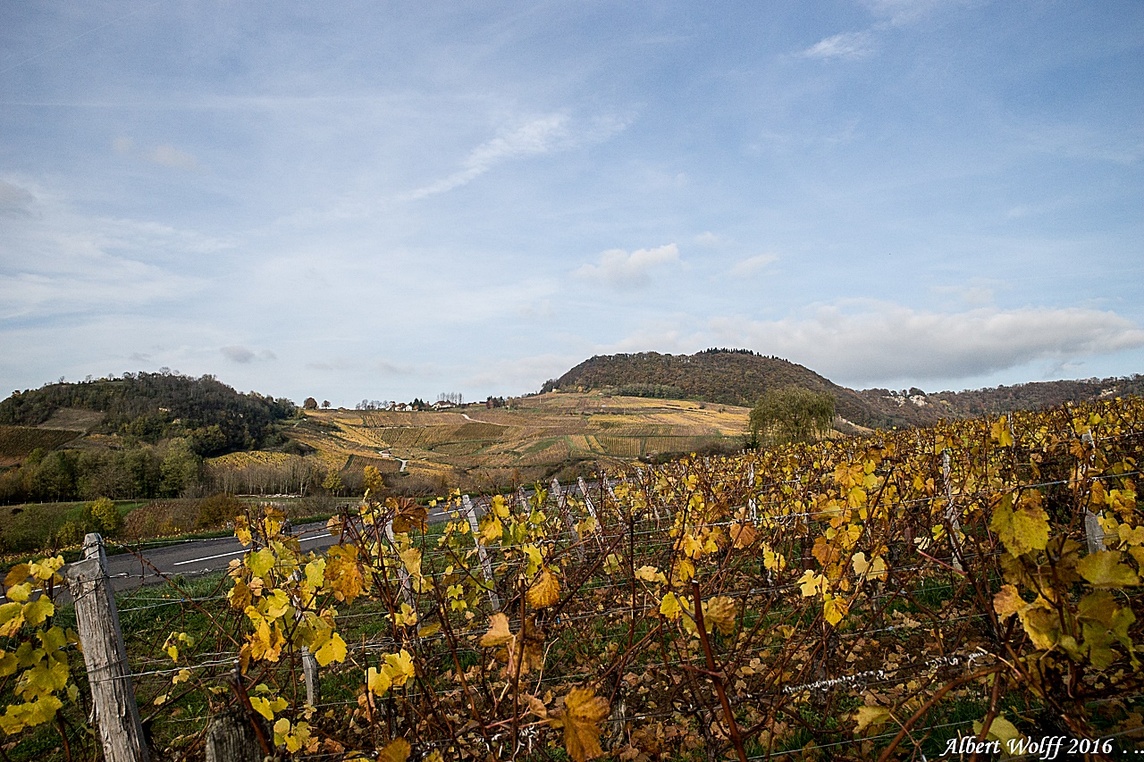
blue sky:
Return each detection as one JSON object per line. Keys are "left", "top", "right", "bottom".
{"left": 2, "top": 1, "right": 1142, "bottom": 406}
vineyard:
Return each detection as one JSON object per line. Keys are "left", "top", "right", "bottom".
{"left": 2, "top": 397, "right": 1143, "bottom": 760}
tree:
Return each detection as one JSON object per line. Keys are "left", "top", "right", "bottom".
{"left": 321, "top": 400, "right": 331, "bottom": 409}
{"left": 749, "top": 386, "right": 835, "bottom": 446}
{"left": 303, "top": 397, "right": 319, "bottom": 410}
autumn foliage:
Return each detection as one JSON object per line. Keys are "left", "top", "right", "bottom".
{"left": 1, "top": 397, "right": 1143, "bottom": 759}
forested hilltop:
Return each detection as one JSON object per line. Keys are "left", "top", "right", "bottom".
{"left": 544, "top": 349, "right": 1144, "bottom": 429}
{"left": 0, "top": 372, "right": 295, "bottom": 456}
{"left": 543, "top": 349, "right": 922, "bottom": 429}
{"left": 0, "top": 373, "right": 298, "bottom": 509}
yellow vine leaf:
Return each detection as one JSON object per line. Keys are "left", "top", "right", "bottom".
{"left": 382, "top": 649, "right": 415, "bottom": 686}
{"left": 798, "top": 570, "right": 826, "bottom": 598}
{"left": 763, "top": 545, "right": 786, "bottom": 572}
{"left": 527, "top": 570, "right": 561, "bottom": 609}
{"left": 378, "top": 738, "right": 411, "bottom": 762}
{"left": 1017, "top": 597, "right": 1060, "bottom": 650}
{"left": 304, "top": 558, "right": 326, "bottom": 589}
{"left": 635, "top": 566, "right": 666, "bottom": 584}
{"left": 479, "top": 515, "right": 503, "bottom": 544}
{"left": 313, "top": 631, "right": 348, "bottom": 667}
{"left": 3, "top": 565, "right": 29, "bottom": 589}
{"left": 250, "top": 694, "right": 288, "bottom": 721}
{"left": 990, "top": 492, "right": 1049, "bottom": 557}
{"left": 324, "top": 545, "right": 367, "bottom": 602}
{"left": 399, "top": 548, "right": 422, "bottom": 579}
{"left": 522, "top": 545, "right": 544, "bottom": 577}
{"left": 22, "top": 597, "right": 53, "bottom": 628}
{"left": 703, "top": 596, "right": 737, "bottom": 636}
{"left": 854, "top": 705, "right": 892, "bottom": 734}
{"left": 990, "top": 416, "right": 1014, "bottom": 447}
{"left": 823, "top": 592, "right": 849, "bottom": 627}
{"left": 1077, "top": 551, "right": 1140, "bottom": 588}
{"left": 974, "top": 715, "right": 1021, "bottom": 746}
{"left": 366, "top": 666, "right": 392, "bottom": 697}
{"left": 659, "top": 592, "right": 683, "bottom": 620}
{"left": 550, "top": 687, "right": 610, "bottom": 762}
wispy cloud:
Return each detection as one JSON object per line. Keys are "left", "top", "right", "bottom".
{"left": 111, "top": 136, "right": 201, "bottom": 170}
{"left": 0, "top": 180, "right": 37, "bottom": 218}
{"left": 575, "top": 244, "right": 681, "bottom": 288}
{"left": 407, "top": 113, "right": 627, "bottom": 199}
{"left": 730, "top": 254, "right": 778, "bottom": 277}
{"left": 800, "top": 31, "right": 877, "bottom": 60}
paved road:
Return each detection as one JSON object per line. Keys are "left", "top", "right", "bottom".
{"left": 101, "top": 520, "right": 343, "bottom": 593}
{"left": 62, "top": 478, "right": 617, "bottom": 595}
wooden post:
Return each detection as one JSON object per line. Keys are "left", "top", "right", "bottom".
{"left": 65, "top": 533, "right": 151, "bottom": 762}
{"left": 302, "top": 648, "right": 320, "bottom": 706}
{"left": 385, "top": 519, "right": 416, "bottom": 608}
{"left": 942, "top": 450, "right": 964, "bottom": 573}
{"left": 747, "top": 464, "right": 757, "bottom": 523}
{"left": 462, "top": 495, "right": 500, "bottom": 610}
{"left": 1081, "top": 431, "right": 1107, "bottom": 553}
{"left": 205, "top": 709, "right": 262, "bottom": 762}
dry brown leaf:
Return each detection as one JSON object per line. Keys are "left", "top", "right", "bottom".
{"left": 523, "top": 693, "right": 548, "bottom": 719}
{"left": 527, "top": 569, "right": 561, "bottom": 609}
{"left": 479, "top": 613, "right": 513, "bottom": 647}
{"left": 506, "top": 618, "right": 546, "bottom": 676}
{"left": 730, "top": 522, "right": 757, "bottom": 550}
{"left": 549, "top": 687, "right": 610, "bottom": 762}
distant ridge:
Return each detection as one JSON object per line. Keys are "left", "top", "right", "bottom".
{"left": 541, "top": 349, "right": 1144, "bottom": 430}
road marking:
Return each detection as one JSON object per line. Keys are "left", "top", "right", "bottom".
{"left": 172, "top": 548, "right": 246, "bottom": 566}
{"left": 170, "top": 533, "right": 332, "bottom": 567}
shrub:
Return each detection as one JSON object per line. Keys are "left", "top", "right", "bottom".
{"left": 88, "top": 496, "right": 122, "bottom": 534}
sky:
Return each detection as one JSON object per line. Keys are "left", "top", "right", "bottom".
{"left": 1, "top": 1, "right": 1143, "bottom": 407}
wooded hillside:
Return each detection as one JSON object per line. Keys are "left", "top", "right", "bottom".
{"left": 0, "top": 372, "right": 295, "bottom": 456}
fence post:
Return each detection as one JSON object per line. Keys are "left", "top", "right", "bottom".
{"left": 942, "top": 450, "right": 964, "bottom": 573}
{"left": 1081, "top": 430, "right": 1108, "bottom": 553}
{"left": 205, "top": 709, "right": 262, "bottom": 762}
{"left": 65, "top": 533, "right": 151, "bottom": 762}
{"left": 462, "top": 495, "right": 500, "bottom": 610}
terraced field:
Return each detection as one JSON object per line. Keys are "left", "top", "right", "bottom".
{"left": 288, "top": 392, "right": 749, "bottom": 493}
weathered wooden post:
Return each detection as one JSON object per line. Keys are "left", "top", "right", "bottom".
{"left": 205, "top": 710, "right": 263, "bottom": 762}
{"left": 942, "top": 449, "right": 964, "bottom": 573}
{"left": 65, "top": 533, "right": 150, "bottom": 762}
{"left": 1081, "top": 431, "right": 1108, "bottom": 553}
{"left": 462, "top": 494, "right": 500, "bottom": 609}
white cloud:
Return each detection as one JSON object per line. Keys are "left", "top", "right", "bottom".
{"left": 730, "top": 254, "right": 778, "bottom": 277}
{"left": 408, "top": 113, "right": 628, "bottom": 199}
{"left": 148, "top": 144, "right": 200, "bottom": 170}
{"left": 574, "top": 244, "right": 681, "bottom": 288}
{"left": 800, "top": 31, "right": 877, "bottom": 60}
{"left": 712, "top": 303, "right": 1144, "bottom": 385}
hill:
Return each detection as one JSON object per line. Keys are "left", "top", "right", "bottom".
{"left": 0, "top": 372, "right": 295, "bottom": 456}
{"left": 542, "top": 349, "right": 925, "bottom": 429}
